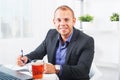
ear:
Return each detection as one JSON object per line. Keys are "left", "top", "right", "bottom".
{"left": 73, "top": 18, "right": 76, "bottom": 24}
{"left": 53, "top": 19, "right": 55, "bottom": 24}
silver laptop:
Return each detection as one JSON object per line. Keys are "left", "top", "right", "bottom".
{"left": 0, "top": 65, "right": 33, "bottom": 80}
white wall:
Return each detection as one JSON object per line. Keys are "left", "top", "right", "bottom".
{"left": 82, "top": 0, "right": 120, "bottom": 67}
{"left": 0, "top": 38, "right": 41, "bottom": 65}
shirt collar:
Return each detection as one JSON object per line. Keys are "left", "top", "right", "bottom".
{"left": 58, "top": 29, "right": 73, "bottom": 43}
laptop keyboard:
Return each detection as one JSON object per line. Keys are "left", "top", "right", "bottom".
{"left": 0, "top": 71, "right": 21, "bottom": 80}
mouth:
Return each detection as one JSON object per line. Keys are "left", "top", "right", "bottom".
{"left": 60, "top": 28, "right": 67, "bottom": 30}
{"left": 59, "top": 26, "right": 67, "bottom": 30}
{"left": 58, "top": 25, "right": 68, "bottom": 32}
{"left": 59, "top": 28, "right": 67, "bottom": 31}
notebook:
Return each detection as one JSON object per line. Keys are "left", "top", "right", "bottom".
{"left": 0, "top": 65, "right": 33, "bottom": 80}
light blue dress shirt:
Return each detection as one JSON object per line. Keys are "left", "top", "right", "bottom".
{"left": 55, "top": 31, "right": 73, "bottom": 75}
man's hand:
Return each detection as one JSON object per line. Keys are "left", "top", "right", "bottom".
{"left": 17, "top": 55, "right": 28, "bottom": 66}
{"left": 44, "top": 63, "right": 56, "bottom": 74}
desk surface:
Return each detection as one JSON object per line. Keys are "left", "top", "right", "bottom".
{"left": 5, "top": 64, "right": 59, "bottom": 80}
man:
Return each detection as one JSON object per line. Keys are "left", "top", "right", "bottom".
{"left": 17, "top": 5, "right": 94, "bottom": 80}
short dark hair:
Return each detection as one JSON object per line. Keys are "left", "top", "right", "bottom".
{"left": 54, "top": 5, "right": 75, "bottom": 18}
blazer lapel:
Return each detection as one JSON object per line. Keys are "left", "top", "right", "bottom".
{"left": 65, "top": 42, "right": 75, "bottom": 64}
{"left": 65, "top": 28, "right": 79, "bottom": 64}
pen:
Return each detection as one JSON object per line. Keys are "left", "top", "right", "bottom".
{"left": 21, "top": 49, "right": 24, "bottom": 63}
{"left": 21, "top": 49, "right": 24, "bottom": 57}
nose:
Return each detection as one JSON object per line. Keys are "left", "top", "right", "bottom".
{"left": 60, "top": 20, "right": 66, "bottom": 26}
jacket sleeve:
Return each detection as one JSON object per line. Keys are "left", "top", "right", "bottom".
{"left": 26, "top": 40, "right": 47, "bottom": 61}
{"left": 25, "top": 29, "right": 56, "bottom": 62}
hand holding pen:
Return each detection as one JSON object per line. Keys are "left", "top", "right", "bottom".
{"left": 17, "top": 50, "right": 28, "bottom": 66}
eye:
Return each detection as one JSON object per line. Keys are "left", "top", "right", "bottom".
{"left": 56, "top": 18, "right": 61, "bottom": 22}
{"left": 64, "top": 18, "right": 69, "bottom": 22}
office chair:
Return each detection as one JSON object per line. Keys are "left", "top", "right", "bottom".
{"left": 89, "top": 62, "right": 102, "bottom": 80}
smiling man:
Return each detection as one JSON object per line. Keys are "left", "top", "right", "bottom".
{"left": 17, "top": 5, "right": 94, "bottom": 80}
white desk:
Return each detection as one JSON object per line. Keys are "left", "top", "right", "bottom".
{"left": 5, "top": 64, "right": 59, "bottom": 80}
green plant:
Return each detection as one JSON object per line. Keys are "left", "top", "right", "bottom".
{"left": 78, "top": 14, "right": 93, "bottom": 22}
{"left": 110, "top": 13, "right": 119, "bottom": 21}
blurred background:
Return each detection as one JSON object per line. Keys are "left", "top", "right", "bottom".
{"left": 0, "top": 0, "right": 120, "bottom": 80}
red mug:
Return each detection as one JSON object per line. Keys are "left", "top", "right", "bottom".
{"left": 31, "top": 60, "right": 44, "bottom": 79}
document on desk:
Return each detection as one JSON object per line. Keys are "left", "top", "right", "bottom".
{"left": 5, "top": 64, "right": 32, "bottom": 76}
{"left": 5, "top": 64, "right": 59, "bottom": 80}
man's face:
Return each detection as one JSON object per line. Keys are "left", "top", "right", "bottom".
{"left": 53, "top": 9, "right": 76, "bottom": 37}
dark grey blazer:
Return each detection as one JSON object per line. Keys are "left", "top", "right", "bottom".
{"left": 26, "top": 28, "right": 94, "bottom": 80}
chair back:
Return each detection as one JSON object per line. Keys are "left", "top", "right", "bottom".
{"left": 89, "top": 63, "right": 102, "bottom": 80}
